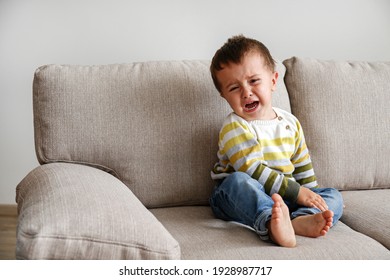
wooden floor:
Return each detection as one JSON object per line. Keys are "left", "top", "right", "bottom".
{"left": 0, "top": 204, "right": 17, "bottom": 260}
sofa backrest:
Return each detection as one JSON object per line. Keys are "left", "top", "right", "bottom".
{"left": 284, "top": 57, "right": 390, "bottom": 191}
{"left": 33, "top": 60, "right": 291, "bottom": 208}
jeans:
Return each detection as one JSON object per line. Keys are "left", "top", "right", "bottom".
{"left": 209, "top": 172, "right": 344, "bottom": 241}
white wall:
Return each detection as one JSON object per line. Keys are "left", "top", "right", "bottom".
{"left": 1, "top": 0, "right": 390, "bottom": 204}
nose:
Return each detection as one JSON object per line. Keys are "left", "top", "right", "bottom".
{"left": 241, "top": 85, "right": 252, "bottom": 99}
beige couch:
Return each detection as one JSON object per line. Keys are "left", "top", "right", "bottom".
{"left": 16, "top": 58, "right": 390, "bottom": 259}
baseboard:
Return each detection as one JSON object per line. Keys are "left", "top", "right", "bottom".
{"left": 0, "top": 204, "right": 17, "bottom": 216}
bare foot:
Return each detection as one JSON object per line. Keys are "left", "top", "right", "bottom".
{"left": 292, "top": 210, "right": 334, "bottom": 238}
{"left": 268, "top": 193, "right": 296, "bottom": 247}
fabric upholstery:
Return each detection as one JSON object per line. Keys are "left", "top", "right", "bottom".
{"left": 16, "top": 163, "right": 180, "bottom": 259}
{"left": 32, "top": 61, "right": 291, "bottom": 208}
{"left": 151, "top": 206, "right": 390, "bottom": 259}
{"left": 341, "top": 189, "right": 390, "bottom": 249}
{"left": 20, "top": 58, "right": 389, "bottom": 260}
{"left": 283, "top": 57, "right": 390, "bottom": 191}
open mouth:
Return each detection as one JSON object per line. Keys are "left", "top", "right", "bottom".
{"left": 244, "top": 101, "right": 259, "bottom": 112}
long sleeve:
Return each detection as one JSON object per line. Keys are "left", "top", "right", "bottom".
{"left": 291, "top": 120, "right": 318, "bottom": 188}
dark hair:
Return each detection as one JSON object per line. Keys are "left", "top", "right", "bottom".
{"left": 210, "top": 35, "right": 276, "bottom": 93}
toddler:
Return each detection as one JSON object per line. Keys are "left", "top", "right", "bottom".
{"left": 209, "top": 35, "right": 344, "bottom": 247}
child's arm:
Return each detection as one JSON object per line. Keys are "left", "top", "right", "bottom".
{"left": 291, "top": 120, "right": 318, "bottom": 189}
{"left": 290, "top": 119, "right": 328, "bottom": 211}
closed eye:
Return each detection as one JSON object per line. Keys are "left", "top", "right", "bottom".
{"left": 228, "top": 85, "right": 240, "bottom": 92}
{"left": 250, "top": 78, "right": 260, "bottom": 85}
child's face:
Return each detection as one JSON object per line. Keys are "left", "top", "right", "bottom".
{"left": 216, "top": 52, "right": 278, "bottom": 121}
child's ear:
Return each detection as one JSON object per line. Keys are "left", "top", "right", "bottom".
{"left": 272, "top": 71, "right": 279, "bottom": 91}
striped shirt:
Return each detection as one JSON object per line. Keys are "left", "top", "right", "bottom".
{"left": 211, "top": 107, "right": 318, "bottom": 202}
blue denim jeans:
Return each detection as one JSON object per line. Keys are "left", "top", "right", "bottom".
{"left": 209, "top": 172, "right": 344, "bottom": 241}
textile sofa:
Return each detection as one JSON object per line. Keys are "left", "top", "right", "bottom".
{"left": 16, "top": 57, "right": 390, "bottom": 259}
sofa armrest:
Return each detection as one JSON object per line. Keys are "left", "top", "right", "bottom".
{"left": 15, "top": 163, "right": 180, "bottom": 259}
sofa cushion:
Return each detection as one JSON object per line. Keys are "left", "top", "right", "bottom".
{"left": 341, "top": 189, "right": 390, "bottom": 249}
{"left": 16, "top": 163, "right": 180, "bottom": 259}
{"left": 283, "top": 57, "right": 390, "bottom": 191}
{"left": 151, "top": 206, "right": 390, "bottom": 259}
{"left": 33, "top": 61, "right": 290, "bottom": 208}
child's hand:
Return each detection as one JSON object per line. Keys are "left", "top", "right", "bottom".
{"left": 296, "top": 187, "right": 328, "bottom": 212}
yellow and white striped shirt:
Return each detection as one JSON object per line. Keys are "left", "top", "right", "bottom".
{"left": 211, "top": 107, "right": 318, "bottom": 202}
